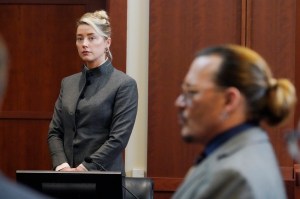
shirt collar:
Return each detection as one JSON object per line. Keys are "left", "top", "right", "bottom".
{"left": 195, "top": 121, "right": 258, "bottom": 165}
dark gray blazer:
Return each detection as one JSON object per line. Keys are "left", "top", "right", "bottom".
{"left": 48, "top": 60, "right": 138, "bottom": 172}
{"left": 173, "top": 127, "right": 287, "bottom": 199}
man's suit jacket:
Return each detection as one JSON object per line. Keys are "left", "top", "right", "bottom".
{"left": 48, "top": 60, "right": 138, "bottom": 171}
{"left": 173, "top": 127, "right": 287, "bottom": 199}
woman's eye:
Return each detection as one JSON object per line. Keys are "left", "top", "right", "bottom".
{"left": 76, "top": 38, "right": 83, "bottom": 41}
{"left": 89, "top": 37, "right": 96, "bottom": 41}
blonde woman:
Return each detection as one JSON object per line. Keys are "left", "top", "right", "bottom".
{"left": 48, "top": 10, "right": 138, "bottom": 173}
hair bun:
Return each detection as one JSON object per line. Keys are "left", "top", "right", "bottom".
{"left": 93, "top": 10, "right": 110, "bottom": 24}
{"left": 264, "top": 78, "right": 296, "bottom": 125}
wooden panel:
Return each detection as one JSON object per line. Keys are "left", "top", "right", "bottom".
{"left": 148, "top": 0, "right": 243, "bottom": 178}
{"left": 248, "top": 0, "right": 296, "bottom": 167}
{"left": 296, "top": 1, "right": 300, "bottom": 197}
{"left": 0, "top": 0, "right": 128, "bottom": 179}
{"left": 296, "top": 0, "right": 300, "bottom": 140}
{"left": 152, "top": 177, "right": 182, "bottom": 192}
{"left": 107, "top": 0, "right": 127, "bottom": 72}
{"left": 0, "top": 4, "right": 84, "bottom": 112}
{"left": 0, "top": 119, "right": 52, "bottom": 179}
{"left": 0, "top": 111, "right": 52, "bottom": 119}
{"left": 295, "top": 164, "right": 300, "bottom": 198}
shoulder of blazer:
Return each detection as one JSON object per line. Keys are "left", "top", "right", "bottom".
{"left": 200, "top": 127, "right": 269, "bottom": 167}
{"left": 111, "top": 68, "right": 137, "bottom": 86}
{"left": 61, "top": 72, "right": 82, "bottom": 84}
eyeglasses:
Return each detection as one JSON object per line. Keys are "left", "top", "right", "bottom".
{"left": 178, "top": 86, "right": 222, "bottom": 106}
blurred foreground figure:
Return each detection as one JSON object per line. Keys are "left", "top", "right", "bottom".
{"left": 0, "top": 36, "right": 51, "bottom": 198}
{"left": 173, "top": 44, "right": 296, "bottom": 199}
{"left": 286, "top": 121, "right": 300, "bottom": 163}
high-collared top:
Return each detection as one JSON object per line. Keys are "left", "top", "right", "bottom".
{"left": 48, "top": 59, "right": 138, "bottom": 172}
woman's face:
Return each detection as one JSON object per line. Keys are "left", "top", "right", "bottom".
{"left": 175, "top": 55, "right": 227, "bottom": 143}
{"left": 76, "top": 24, "right": 111, "bottom": 68}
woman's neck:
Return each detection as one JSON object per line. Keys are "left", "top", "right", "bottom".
{"left": 86, "top": 57, "right": 108, "bottom": 69}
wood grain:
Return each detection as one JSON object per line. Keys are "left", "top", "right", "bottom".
{"left": 247, "top": 0, "right": 296, "bottom": 167}
{"left": 148, "top": 0, "right": 242, "bottom": 178}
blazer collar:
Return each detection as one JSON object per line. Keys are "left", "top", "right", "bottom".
{"left": 179, "top": 127, "right": 270, "bottom": 194}
{"left": 190, "top": 127, "right": 269, "bottom": 178}
{"left": 196, "top": 122, "right": 259, "bottom": 165}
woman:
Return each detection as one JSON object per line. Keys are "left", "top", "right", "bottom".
{"left": 173, "top": 44, "right": 296, "bottom": 199}
{"left": 48, "top": 10, "right": 138, "bottom": 172}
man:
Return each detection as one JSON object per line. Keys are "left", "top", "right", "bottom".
{"left": 0, "top": 36, "right": 51, "bottom": 199}
{"left": 173, "top": 45, "right": 293, "bottom": 199}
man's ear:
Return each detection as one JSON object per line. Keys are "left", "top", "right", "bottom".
{"left": 223, "top": 87, "right": 244, "bottom": 114}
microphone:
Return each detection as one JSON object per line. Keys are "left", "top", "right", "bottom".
{"left": 84, "top": 157, "right": 106, "bottom": 171}
{"left": 84, "top": 157, "right": 139, "bottom": 199}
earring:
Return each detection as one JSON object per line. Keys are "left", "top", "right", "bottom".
{"left": 220, "top": 111, "right": 228, "bottom": 121}
{"left": 105, "top": 47, "right": 109, "bottom": 53}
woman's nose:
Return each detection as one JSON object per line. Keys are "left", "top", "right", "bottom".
{"left": 82, "top": 38, "right": 89, "bottom": 47}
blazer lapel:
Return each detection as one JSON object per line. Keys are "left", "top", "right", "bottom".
{"left": 65, "top": 71, "right": 86, "bottom": 129}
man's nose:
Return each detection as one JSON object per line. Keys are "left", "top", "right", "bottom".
{"left": 175, "top": 94, "right": 186, "bottom": 108}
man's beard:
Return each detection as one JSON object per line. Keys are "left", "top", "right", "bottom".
{"left": 182, "top": 134, "right": 198, "bottom": 143}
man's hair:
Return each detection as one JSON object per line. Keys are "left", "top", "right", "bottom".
{"left": 196, "top": 44, "right": 296, "bottom": 126}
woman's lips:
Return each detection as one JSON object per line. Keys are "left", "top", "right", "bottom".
{"left": 82, "top": 51, "right": 90, "bottom": 55}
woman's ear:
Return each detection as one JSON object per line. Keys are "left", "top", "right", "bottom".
{"left": 106, "top": 37, "right": 111, "bottom": 48}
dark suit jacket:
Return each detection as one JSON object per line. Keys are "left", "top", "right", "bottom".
{"left": 172, "top": 127, "right": 287, "bottom": 199}
{"left": 48, "top": 60, "right": 138, "bottom": 171}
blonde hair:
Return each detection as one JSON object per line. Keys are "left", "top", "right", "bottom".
{"left": 197, "top": 44, "right": 296, "bottom": 126}
{"left": 77, "top": 10, "right": 112, "bottom": 60}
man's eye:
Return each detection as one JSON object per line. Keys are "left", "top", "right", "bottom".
{"left": 182, "top": 90, "right": 198, "bottom": 99}
{"left": 187, "top": 90, "right": 198, "bottom": 95}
